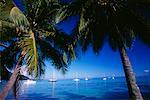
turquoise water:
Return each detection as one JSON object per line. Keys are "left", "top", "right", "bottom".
{"left": 0, "top": 77, "right": 150, "bottom": 100}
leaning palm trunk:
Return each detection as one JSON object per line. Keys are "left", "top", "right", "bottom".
{"left": 0, "top": 51, "right": 25, "bottom": 99}
{"left": 0, "top": 65, "right": 20, "bottom": 99}
{"left": 13, "top": 74, "right": 20, "bottom": 100}
{"left": 119, "top": 46, "right": 143, "bottom": 100}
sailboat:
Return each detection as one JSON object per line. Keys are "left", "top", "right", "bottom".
{"left": 73, "top": 72, "right": 80, "bottom": 82}
{"left": 112, "top": 74, "right": 115, "bottom": 80}
{"left": 0, "top": 76, "right": 1, "bottom": 82}
{"left": 112, "top": 76, "right": 115, "bottom": 80}
{"left": 85, "top": 77, "right": 89, "bottom": 81}
{"left": 102, "top": 77, "right": 107, "bottom": 80}
{"left": 102, "top": 74, "right": 107, "bottom": 81}
{"left": 85, "top": 73, "right": 89, "bottom": 81}
{"left": 49, "top": 70, "right": 57, "bottom": 82}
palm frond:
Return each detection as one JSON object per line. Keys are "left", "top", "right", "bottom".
{"left": 57, "top": 0, "right": 150, "bottom": 54}
{"left": 18, "top": 31, "right": 41, "bottom": 78}
{"left": 10, "top": 7, "right": 29, "bottom": 27}
{"left": 0, "top": 20, "right": 15, "bottom": 28}
{"left": 38, "top": 38, "right": 68, "bottom": 74}
{"left": 0, "top": 42, "right": 20, "bottom": 70}
{"left": 55, "top": 0, "right": 88, "bottom": 23}
{"left": 0, "top": 21, "right": 16, "bottom": 42}
{"left": 0, "top": 0, "right": 14, "bottom": 21}
{"left": 78, "top": 10, "right": 89, "bottom": 33}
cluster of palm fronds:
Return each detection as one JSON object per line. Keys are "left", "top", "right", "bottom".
{"left": 0, "top": 0, "right": 77, "bottom": 78}
{"left": 55, "top": 0, "right": 150, "bottom": 99}
{"left": 57, "top": 0, "right": 150, "bottom": 53}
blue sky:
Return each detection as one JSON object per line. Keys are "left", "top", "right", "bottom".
{"left": 44, "top": 38, "right": 150, "bottom": 79}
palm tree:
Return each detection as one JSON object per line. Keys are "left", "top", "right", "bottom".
{"left": 0, "top": 0, "right": 76, "bottom": 99}
{"left": 56, "top": 0, "right": 150, "bottom": 99}
{"left": 0, "top": 0, "right": 17, "bottom": 80}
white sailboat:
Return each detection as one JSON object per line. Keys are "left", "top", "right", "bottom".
{"left": 85, "top": 73, "right": 89, "bottom": 81}
{"left": 112, "top": 76, "right": 115, "bottom": 80}
{"left": 49, "top": 70, "right": 57, "bottom": 82}
{"left": 102, "top": 74, "right": 107, "bottom": 81}
{"left": 85, "top": 77, "right": 89, "bottom": 81}
{"left": 112, "top": 74, "right": 115, "bottom": 80}
{"left": 73, "top": 72, "right": 80, "bottom": 82}
{"left": 102, "top": 77, "right": 107, "bottom": 80}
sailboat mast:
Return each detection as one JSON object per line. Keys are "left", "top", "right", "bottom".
{"left": 52, "top": 70, "right": 56, "bottom": 79}
{"left": 75, "top": 72, "right": 77, "bottom": 79}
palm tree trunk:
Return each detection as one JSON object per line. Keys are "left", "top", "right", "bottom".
{"left": 0, "top": 65, "right": 20, "bottom": 99}
{"left": 0, "top": 51, "right": 25, "bottom": 99}
{"left": 13, "top": 75, "right": 20, "bottom": 100}
{"left": 118, "top": 46, "right": 143, "bottom": 100}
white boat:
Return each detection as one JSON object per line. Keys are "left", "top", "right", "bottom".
{"left": 24, "top": 79, "right": 36, "bottom": 84}
{"left": 112, "top": 76, "right": 115, "bottom": 80}
{"left": 112, "top": 74, "right": 115, "bottom": 80}
{"left": 84, "top": 73, "right": 89, "bottom": 81}
{"left": 49, "top": 78, "right": 57, "bottom": 82}
{"left": 102, "top": 77, "right": 107, "bottom": 81}
{"left": 85, "top": 77, "right": 89, "bottom": 81}
{"left": 49, "top": 70, "right": 57, "bottom": 82}
{"left": 73, "top": 78, "right": 80, "bottom": 81}
{"left": 102, "top": 73, "right": 107, "bottom": 81}
{"left": 73, "top": 72, "right": 80, "bottom": 82}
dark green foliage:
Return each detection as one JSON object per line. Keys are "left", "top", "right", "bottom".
{"left": 57, "top": 0, "right": 150, "bottom": 53}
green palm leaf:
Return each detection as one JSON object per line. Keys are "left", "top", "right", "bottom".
{"left": 18, "top": 31, "right": 40, "bottom": 78}
{"left": 9, "top": 7, "right": 39, "bottom": 77}
{"left": 10, "top": 7, "right": 29, "bottom": 27}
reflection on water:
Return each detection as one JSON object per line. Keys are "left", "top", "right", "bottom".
{"left": 104, "top": 78, "right": 107, "bottom": 87}
{"left": 49, "top": 82, "right": 56, "bottom": 98}
{"left": 75, "top": 81, "right": 79, "bottom": 91}
{"left": 19, "top": 80, "right": 36, "bottom": 95}
{"left": 85, "top": 81, "right": 87, "bottom": 89}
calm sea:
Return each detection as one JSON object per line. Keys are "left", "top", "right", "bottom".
{"left": 0, "top": 76, "right": 149, "bottom": 100}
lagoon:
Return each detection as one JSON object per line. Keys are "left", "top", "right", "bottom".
{"left": 0, "top": 77, "right": 149, "bottom": 100}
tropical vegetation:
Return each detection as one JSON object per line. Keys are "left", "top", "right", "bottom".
{"left": 0, "top": 0, "right": 149, "bottom": 99}
{"left": 56, "top": 0, "right": 150, "bottom": 99}
{"left": 0, "top": 0, "right": 76, "bottom": 98}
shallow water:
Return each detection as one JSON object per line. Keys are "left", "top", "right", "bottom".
{"left": 0, "top": 77, "right": 149, "bottom": 100}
